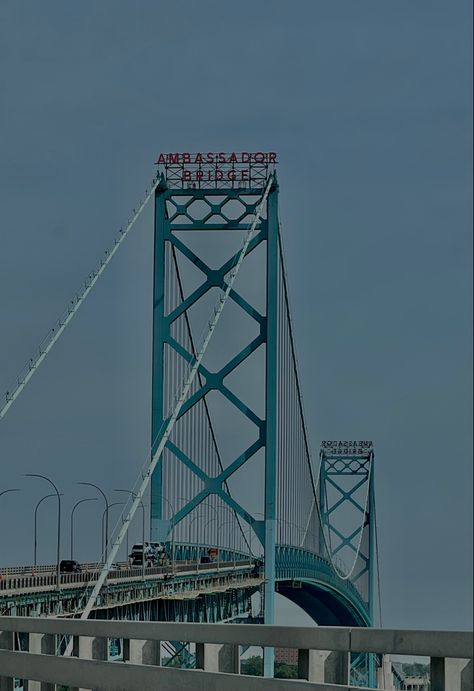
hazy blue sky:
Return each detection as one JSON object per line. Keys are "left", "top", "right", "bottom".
{"left": 0, "top": 1, "right": 472, "bottom": 630}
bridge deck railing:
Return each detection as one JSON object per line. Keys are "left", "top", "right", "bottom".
{"left": 0, "top": 617, "right": 472, "bottom": 690}
{"left": 0, "top": 559, "right": 254, "bottom": 594}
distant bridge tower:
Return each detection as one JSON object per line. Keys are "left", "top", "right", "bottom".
{"left": 318, "top": 440, "right": 375, "bottom": 621}
{"left": 318, "top": 440, "right": 376, "bottom": 685}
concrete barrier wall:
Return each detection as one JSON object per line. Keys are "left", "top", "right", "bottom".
{"left": 0, "top": 618, "right": 472, "bottom": 691}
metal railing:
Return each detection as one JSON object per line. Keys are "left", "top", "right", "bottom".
{"left": 0, "top": 618, "right": 472, "bottom": 690}
{"left": 0, "top": 559, "right": 255, "bottom": 593}
{"left": 0, "top": 562, "right": 109, "bottom": 576}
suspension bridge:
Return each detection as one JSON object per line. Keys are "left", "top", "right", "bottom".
{"left": 0, "top": 153, "right": 382, "bottom": 686}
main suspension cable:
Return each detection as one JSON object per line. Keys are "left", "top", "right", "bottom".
{"left": 277, "top": 226, "right": 373, "bottom": 582}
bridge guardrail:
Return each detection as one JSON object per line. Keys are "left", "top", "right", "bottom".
{"left": 0, "top": 619, "right": 471, "bottom": 690}
{"left": 0, "top": 559, "right": 195, "bottom": 576}
{"left": 0, "top": 555, "right": 246, "bottom": 575}
{"left": 0, "top": 559, "right": 255, "bottom": 594}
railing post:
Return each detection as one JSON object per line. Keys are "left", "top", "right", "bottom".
{"left": 123, "top": 639, "right": 160, "bottom": 665}
{"left": 297, "top": 648, "right": 322, "bottom": 682}
{"left": 196, "top": 642, "right": 210, "bottom": 670}
{"left": 25, "top": 633, "right": 56, "bottom": 691}
{"left": 376, "top": 654, "right": 393, "bottom": 690}
{"left": 324, "top": 650, "right": 350, "bottom": 685}
{"left": 431, "top": 656, "right": 445, "bottom": 691}
{"left": 71, "top": 635, "right": 108, "bottom": 691}
{"left": 0, "top": 631, "right": 14, "bottom": 691}
{"left": 196, "top": 642, "right": 239, "bottom": 673}
{"left": 219, "top": 644, "right": 240, "bottom": 674}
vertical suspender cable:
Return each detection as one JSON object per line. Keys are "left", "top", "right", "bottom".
{"left": 278, "top": 227, "right": 372, "bottom": 579}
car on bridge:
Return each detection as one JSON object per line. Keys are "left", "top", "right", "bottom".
{"left": 128, "top": 542, "right": 166, "bottom": 567}
{"left": 60, "top": 560, "right": 82, "bottom": 573}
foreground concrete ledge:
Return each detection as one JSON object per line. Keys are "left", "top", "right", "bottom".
{"left": 0, "top": 618, "right": 350, "bottom": 652}
{"left": 0, "top": 650, "right": 356, "bottom": 691}
{"left": 1, "top": 618, "right": 472, "bottom": 659}
{"left": 350, "top": 628, "right": 474, "bottom": 659}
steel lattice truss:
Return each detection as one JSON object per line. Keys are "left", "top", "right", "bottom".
{"left": 318, "top": 446, "right": 375, "bottom": 611}
{"left": 151, "top": 186, "right": 273, "bottom": 551}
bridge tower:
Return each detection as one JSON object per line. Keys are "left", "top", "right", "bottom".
{"left": 318, "top": 440, "right": 375, "bottom": 621}
{"left": 149, "top": 153, "right": 279, "bottom": 664}
{"left": 319, "top": 440, "right": 376, "bottom": 685}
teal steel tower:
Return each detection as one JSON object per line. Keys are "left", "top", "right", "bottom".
{"left": 149, "top": 155, "right": 279, "bottom": 669}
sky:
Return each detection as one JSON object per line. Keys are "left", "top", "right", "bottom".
{"left": 0, "top": 1, "right": 472, "bottom": 631}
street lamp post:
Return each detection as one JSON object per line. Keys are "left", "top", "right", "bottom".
{"left": 0, "top": 489, "right": 20, "bottom": 580}
{"left": 0, "top": 489, "right": 21, "bottom": 500}
{"left": 212, "top": 503, "right": 252, "bottom": 561}
{"left": 101, "top": 503, "right": 124, "bottom": 560}
{"left": 180, "top": 498, "right": 241, "bottom": 569}
{"left": 220, "top": 519, "right": 238, "bottom": 568}
{"left": 187, "top": 511, "right": 213, "bottom": 572}
{"left": 247, "top": 524, "right": 253, "bottom": 563}
{"left": 70, "top": 498, "right": 98, "bottom": 561}
{"left": 160, "top": 496, "right": 176, "bottom": 575}
{"left": 199, "top": 501, "right": 220, "bottom": 570}
{"left": 34, "top": 493, "right": 63, "bottom": 574}
{"left": 25, "top": 474, "right": 61, "bottom": 590}
{"left": 114, "top": 490, "right": 145, "bottom": 580}
{"left": 200, "top": 516, "right": 220, "bottom": 571}
{"left": 177, "top": 497, "right": 240, "bottom": 568}
{"left": 78, "top": 482, "right": 109, "bottom": 561}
